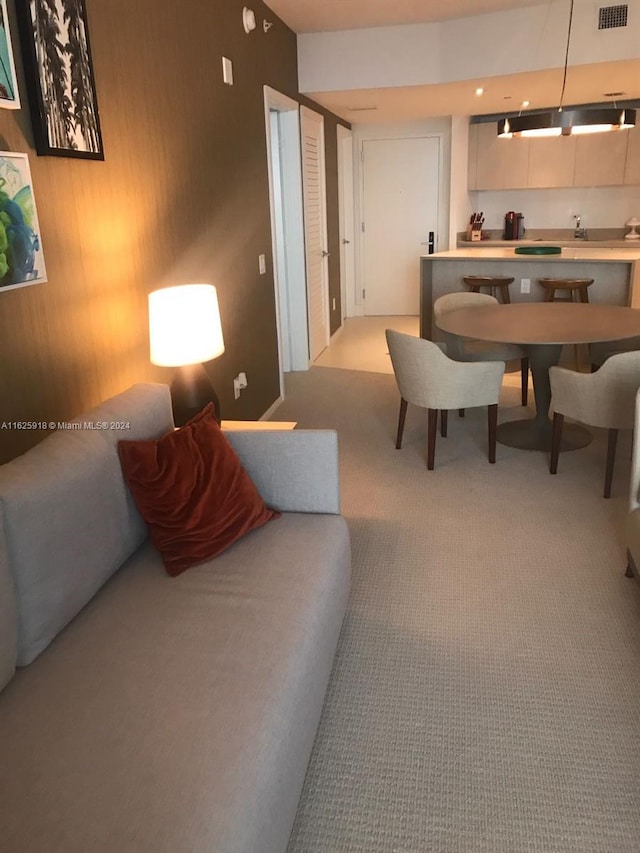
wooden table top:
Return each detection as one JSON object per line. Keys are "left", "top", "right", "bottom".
{"left": 436, "top": 302, "right": 640, "bottom": 345}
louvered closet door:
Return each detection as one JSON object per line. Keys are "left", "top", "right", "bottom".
{"left": 301, "top": 106, "right": 329, "bottom": 361}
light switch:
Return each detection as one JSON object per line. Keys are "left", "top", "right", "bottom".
{"left": 259, "top": 254, "right": 266, "bottom": 275}
{"left": 222, "top": 57, "right": 233, "bottom": 85}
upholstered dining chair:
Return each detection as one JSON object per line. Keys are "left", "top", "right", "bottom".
{"left": 590, "top": 336, "right": 640, "bottom": 371}
{"left": 625, "top": 387, "right": 640, "bottom": 578}
{"left": 549, "top": 351, "right": 640, "bottom": 498}
{"left": 385, "top": 329, "right": 505, "bottom": 470}
{"left": 433, "top": 291, "right": 529, "bottom": 408}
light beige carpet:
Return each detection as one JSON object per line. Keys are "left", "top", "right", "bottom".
{"left": 275, "top": 365, "right": 640, "bottom": 853}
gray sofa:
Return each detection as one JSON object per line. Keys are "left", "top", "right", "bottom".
{"left": 0, "top": 383, "right": 350, "bottom": 853}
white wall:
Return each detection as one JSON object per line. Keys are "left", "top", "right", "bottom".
{"left": 469, "top": 185, "right": 640, "bottom": 232}
{"left": 299, "top": 0, "right": 640, "bottom": 94}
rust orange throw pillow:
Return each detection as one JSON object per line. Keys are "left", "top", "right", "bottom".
{"left": 117, "top": 404, "right": 280, "bottom": 576}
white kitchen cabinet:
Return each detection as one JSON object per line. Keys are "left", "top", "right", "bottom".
{"left": 469, "top": 120, "right": 640, "bottom": 189}
{"left": 474, "top": 121, "right": 530, "bottom": 190}
{"left": 467, "top": 123, "right": 478, "bottom": 190}
{"left": 527, "top": 135, "right": 577, "bottom": 188}
{"left": 624, "top": 125, "right": 640, "bottom": 186}
{"left": 574, "top": 132, "right": 628, "bottom": 187}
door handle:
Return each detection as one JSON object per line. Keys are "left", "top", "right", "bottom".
{"left": 321, "top": 250, "right": 330, "bottom": 257}
{"left": 342, "top": 239, "right": 350, "bottom": 245}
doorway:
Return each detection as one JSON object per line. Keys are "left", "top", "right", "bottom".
{"left": 337, "top": 125, "right": 355, "bottom": 322}
{"left": 361, "top": 136, "right": 441, "bottom": 315}
{"left": 263, "top": 87, "right": 308, "bottom": 382}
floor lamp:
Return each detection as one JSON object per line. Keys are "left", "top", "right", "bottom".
{"left": 149, "top": 284, "right": 225, "bottom": 426}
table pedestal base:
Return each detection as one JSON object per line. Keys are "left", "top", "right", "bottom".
{"left": 497, "top": 418, "right": 591, "bottom": 452}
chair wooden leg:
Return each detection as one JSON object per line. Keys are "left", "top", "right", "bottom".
{"left": 395, "top": 398, "right": 408, "bottom": 449}
{"left": 440, "top": 410, "right": 448, "bottom": 437}
{"left": 550, "top": 412, "right": 563, "bottom": 474}
{"left": 458, "top": 409, "right": 465, "bottom": 418}
{"left": 427, "top": 409, "right": 438, "bottom": 470}
{"left": 487, "top": 404, "right": 497, "bottom": 463}
{"left": 520, "top": 357, "right": 529, "bottom": 407}
{"left": 604, "top": 428, "right": 618, "bottom": 498}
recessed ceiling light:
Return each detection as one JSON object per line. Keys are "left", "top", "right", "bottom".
{"left": 521, "top": 100, "right": 530, "bottom": 108}
{"left": 475, "top": 87, "right": 484, "bottom": 96}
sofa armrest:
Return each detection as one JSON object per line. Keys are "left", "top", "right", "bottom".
{"left": 224, "top": 430, "right": 341, "bottom": 514}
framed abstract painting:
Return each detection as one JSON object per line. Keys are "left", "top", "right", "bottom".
{"left": 0, "top": 151, "right": 47, "bottom": 291}
{"left": 0, "top": 0, "right": 20, "bottom": 108}
{"left": 16, "top": 0, "right": 104, "bottom": 159}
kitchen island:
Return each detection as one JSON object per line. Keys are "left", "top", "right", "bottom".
{"left": 420, "top": 247, "right": 640, "bottom": 340}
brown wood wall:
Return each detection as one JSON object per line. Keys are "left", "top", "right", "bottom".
{"left": 0, "top": 0, "right": 348, "bottom": 463}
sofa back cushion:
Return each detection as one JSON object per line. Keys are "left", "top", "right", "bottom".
{"left": 0, "top": 506, "right": 17, "bottom": 691}
{"left": 0, "top": 383, "right": 174, "bottom": 666}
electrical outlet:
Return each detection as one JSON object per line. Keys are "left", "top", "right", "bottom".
{"left": 520, "top": 278, "right": 531, "bottom": 294}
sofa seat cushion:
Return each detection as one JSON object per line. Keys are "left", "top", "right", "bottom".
{"left": 0, "top": 512, "right": 350, "bottom": 853}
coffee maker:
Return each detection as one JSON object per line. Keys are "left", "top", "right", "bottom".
{"left": 504, "top": 211, "right": 524, "bottom": 240}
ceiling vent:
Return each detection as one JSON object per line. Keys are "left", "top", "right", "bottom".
{"left": 598, "top": 4, "right": 628, "bottom": 29}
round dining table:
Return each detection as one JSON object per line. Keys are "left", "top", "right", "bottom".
{"left": 435, "top": 302, "right": 640, "bottom": 451}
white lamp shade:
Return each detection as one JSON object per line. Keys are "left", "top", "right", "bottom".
{"left": 149, "top": 284, "right": 225, "bottom": 367}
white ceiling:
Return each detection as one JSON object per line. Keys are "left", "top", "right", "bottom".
{"left": 263, "top": 0, "right": 640, "bottom": 123}
{"left": 263, "top": 0, "right": 546, "bottom": 33}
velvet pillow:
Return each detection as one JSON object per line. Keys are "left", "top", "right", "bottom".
{"left": 117, "top": 404, "right": 280, "bottom": 576}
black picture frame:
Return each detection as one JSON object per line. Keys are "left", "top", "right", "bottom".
{"left": 15, "top": 0, "right": 104, "bottom": 160}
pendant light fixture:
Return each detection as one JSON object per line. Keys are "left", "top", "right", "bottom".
{"left": 498, "top": 0, "right": 636, "bottom": 138}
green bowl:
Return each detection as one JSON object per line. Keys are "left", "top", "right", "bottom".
{"left": 514, "top": 246, "right": 562, "bottom": 255}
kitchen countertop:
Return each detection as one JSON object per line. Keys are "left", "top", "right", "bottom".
{"left": 457, "top": 239, "right": 639, "bottom": 249}
{"left": 426, "top": 247, "right": 640, "bottom": 262}
{"left": 420, "top": 247, "right": 640, "bottom": 339}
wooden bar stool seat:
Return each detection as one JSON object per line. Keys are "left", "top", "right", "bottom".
{"left": 463, "top": 275, "right": 514, "bottom": 304}
{"left": 539, "top": 278, "right": 594, "bottom": 368}
{"left": 538, "top": 278, "right": 594, "bottom": 303}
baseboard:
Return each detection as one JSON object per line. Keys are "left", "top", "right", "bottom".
{"left": 260, "top": 396, "right": 284, "bottom": 421}
{"left": 330, "top": 323, "right": 345, "bottom": 343}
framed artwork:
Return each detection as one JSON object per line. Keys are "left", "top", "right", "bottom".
{"left": 0, "top": 0, "right": 20, "bottom": 108}
{"left": 16, "top": 0, "right": 104, "bottom": 159}
{"left": 0, "top": 151, "right": 47, "bottom": 291}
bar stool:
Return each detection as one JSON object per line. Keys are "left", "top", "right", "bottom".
{"left": 539, "top": 277, "right": 594, "bottom": 368}
{"left": 538, "top": 278, "right": 593, "bottom": 303}
{"left": 463, "top": 275, "right": 514, "bottom": 304}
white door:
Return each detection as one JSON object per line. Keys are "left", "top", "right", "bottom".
{"left": 301, "top": 106, "right": 330, "bottom": 361}
{"left": 337, "top": 125, "right": 355, "bottom": 321}
{"left": 362, "top": 136, "right": 440, "bottom": 315}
